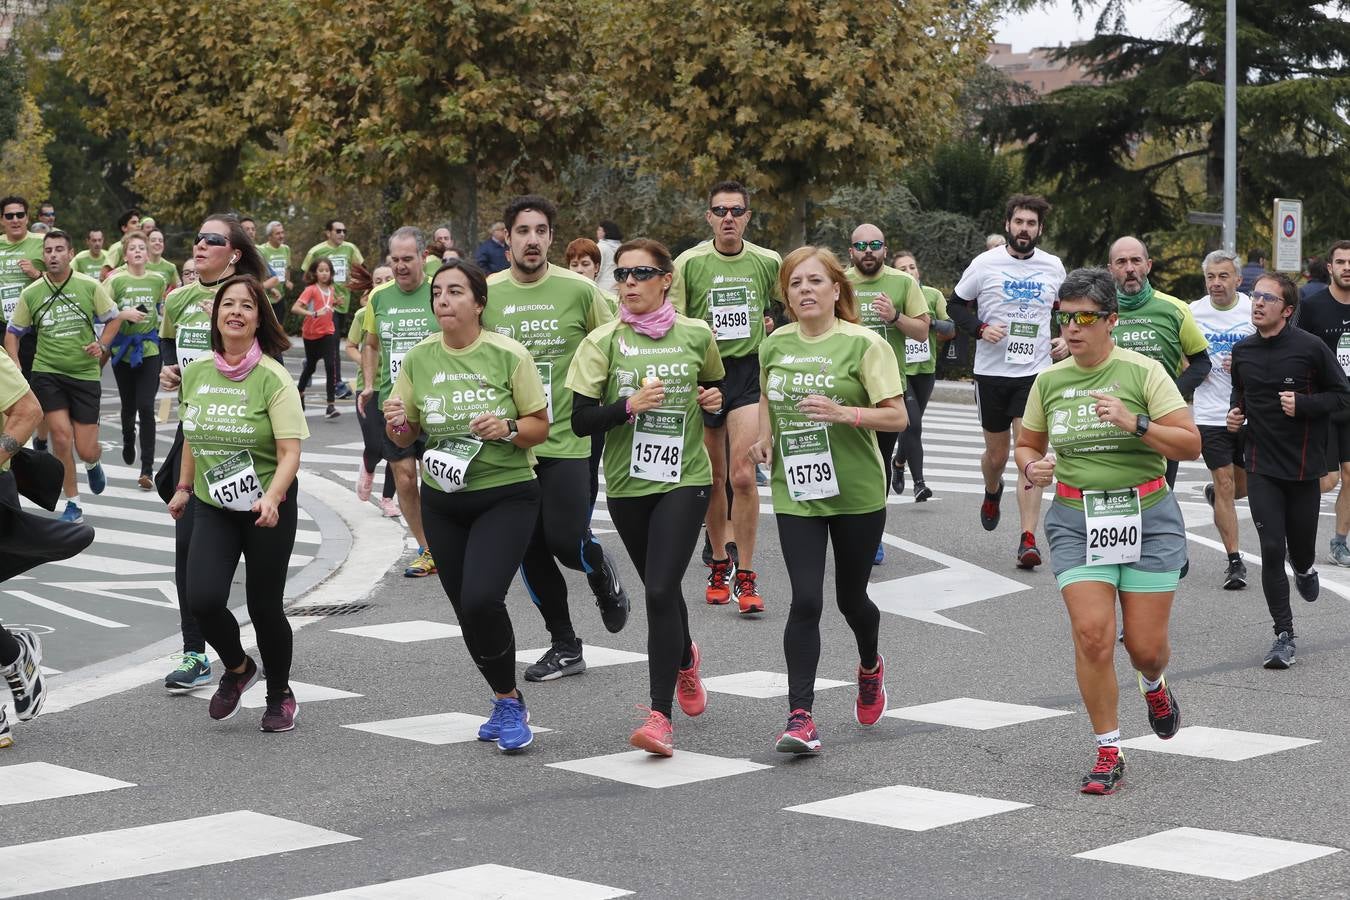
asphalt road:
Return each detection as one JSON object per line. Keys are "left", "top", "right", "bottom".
{"left": 4, "top": 390, "right": 1350, "bottom": 899}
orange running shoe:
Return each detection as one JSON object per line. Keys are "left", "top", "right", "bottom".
{"left": 734, "top": 569, "right": 764, "bottom": 614}
{"left": 676, "top": 642, "right": 707, "bottom": 717}
{"left": 706, "top": 559, "right": 733, "bottom": 605}
{"left": 629, "top": 707, "right": 674, "bottom": 757}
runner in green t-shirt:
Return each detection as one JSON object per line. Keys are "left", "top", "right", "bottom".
{"left": 1016, "top": 267, "right": 1200, "bottom": 796}
{"left": 102, "top": 232, "right": 168, "bottom": 486}
{"left": 844, "top": 225, "right": 929, "bottom": 540}
{"left": 169, "top": 274, "right": 308, "bottom": 733}
{"left": 383, "top": 259, "right": 549, "bottom": 752}
{"left": 748, "top": 246, "right": 906, "bottom": 756}
{"left": 482, "top": 194, "right": 628, "bottom": 683}
{"left": 565, "top": 238, "right": 724, "bottom": 757}
{"left": 669, "top": 180, "right": 781, "bottom": 612}
{"left": 302, "top": 220, "right": 363, "bottom": 397}
{"left": 144, "top": 228, "right": 180, "bottom": 298}
{"left": 101, "top": 208, "right": 142, "bottom": 277}
{"left": 891, "top": 250, "right": 957, "bottom": 505}
{"left": 0, "top": 198, "right": 46, "bottom": 385}
{"left": 72, "top": 229, "right": 108, "bottom": 280}
{"left": 5, "top": 230, "right": 127, "bottom": 521}
{"left": 359, "top": 230, "right": 438, "bottom": 576}
{"left": 260, "top": 221, "right": 292, "bottom": 316}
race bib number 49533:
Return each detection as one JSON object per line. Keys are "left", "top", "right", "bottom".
{"left": 1004, "top": 320, "right": 1039, "bottom": 366}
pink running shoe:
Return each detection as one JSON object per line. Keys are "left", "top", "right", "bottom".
{"left": 379, "top": 496, "right": 400, "bottom": 518}
{"left": 776, "top": 708, "right": 821, "bottom": 754}
{"left": 356, "top": 467, "right": 374, "bottom": 502}
{"left": 676, "top": 642, "right": 707, "bottom": 717}
{"left": 855, "top": 654, "right": 888, "bottom": 726}
{"left": 629, "top": 707, "right": 674, "bottom": 757}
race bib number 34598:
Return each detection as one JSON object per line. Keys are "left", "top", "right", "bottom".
{"left": 708, "top": 286, "right": 751, "bottom": 341}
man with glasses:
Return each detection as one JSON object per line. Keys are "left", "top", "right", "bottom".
{"left": 1192, "top": 249, "right": 1254, "bottom": 590}
{"left": 844, "top": 225, "right": 929, "bottom": 563}
{"left": 5, "top": 230, "right": 130, "bottom": 522}
{"left": 0, "top": 198, "right": 45, "bottom": 382}
{"left": 948, "top": 194, "right": 1066, "bottom": 569}
{"left": 671, "top": 180, "right": 780, "bottom": 613}
{"left": 1228, "top": 273, "right": 1350, "bottom": 669}
{"left": 1292, "top": 240, "right": 1350, "bottom": 566}
{"left": 303, "top": 220, "right": 364, "bottom": 397}
{"left": 36, "top": 202, "right": 55, "bottom": 229}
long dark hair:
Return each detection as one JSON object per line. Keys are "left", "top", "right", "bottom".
{"left": 431, "top": 257, "right": 489, "bottom": 320}
{"left": 210, "top": 275, "right": 291, "bottom": 356}
{"left": 201, "top": 213, "right": 270, "bottom": 283}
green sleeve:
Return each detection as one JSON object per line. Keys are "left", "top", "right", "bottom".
{"left": 346, "top": 308, "right": 366, "bottom": 344}
{"left": 701, "top": 331, "right": 725, "bottom": 382}
{"left": 300, "top": 246, "right": 317, "bottom": 271}
{"left": 860, "top": 337, "right": 904, "bottom": 404}
{"left": 669, "top": 263, "right": 688, "bottom": 315}
{"left": 511, "top": 349, "right": 549, "bottom": 416}
{"left": 0, "top": 352, "right": 29, "bottom": 410}
{"left": 159, "top": 293, "right": 177, "bottom": 339}
{"left": 901, "top": 275, "right": 927, "bottom": 318}
{"left": 1145, "top": 359, "right": 1188, "bottom": 420}
{"left": 10, "top": 290, "right": 31, "bottom": 328}
{"left": 564, "top": 332, "right": 610, "bottom": 398}
{"left": 351, "top": 244, "right": 365, "bottom": 266}
{"left": 267, "top": 378, "right": 311, "bottom": 441}
{"left": 586, "top": 286, "right": 614, "bottom": 331}
{"left": 92, "top": 280, "right": 118, "bottom": 318}
{"left": 932, "top": 290, "right": 949, "bottom": 322}
{"left": 392, "top": 364, "right": 417, "bottom": 425}
{"left": 1022, "top": 378, "right": 1047, "bottom": 432}
{"left": 1179, "top": 306, "right": 1209, "bottom": 356}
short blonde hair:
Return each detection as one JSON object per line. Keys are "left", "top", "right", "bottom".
{"left": 778, "top": 246, "right": 859, "bottom": 325}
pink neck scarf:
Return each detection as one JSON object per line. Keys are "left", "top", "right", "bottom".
{"left": 619, "top": 299, "right": 677, "bottom": 340}
{"left": 214, "top": 339, "right": 263, "bottom": 381}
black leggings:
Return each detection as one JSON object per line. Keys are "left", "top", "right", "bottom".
{"left": 778, "top": 509, "right": 886, "bottom": 712}
{"left": 297, "top": 334, "right": 337, "bottom": 403}
{"left": 897, "top": 372, "right": 935, "bottom": 485}
{"left": 1246, "top": 472, "right": 1320, "bottom": 635}
{"left": 333, "top": 312, "right": 351, "bottom": 382}
{"left": 588, "top": 432, "right": 604, "bottom": 510}
{"left": 113, "top": 356, "right": 162, "bottom": 476}
{"left": 421, "top": 480, "right": 540, "bottom": 694}
{"left": 608, "top": 486, "right": 709, "bottom": 718}
{"left": 174, "top": 494, "right": 206, "bottom": 654}
{"left": 521, "top": 456, "right": 607, "bottom": 645}
{"left": 186, "top": 481, "right": 298, "bottom": 696}
{"left": 356, "top": 398, "right": 396, "bottom": 499}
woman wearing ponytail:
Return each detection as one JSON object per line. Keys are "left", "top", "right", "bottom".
{"left": 566, "top": 238, "right": 725, "bottom": 757}
{"left": 167, "top": 274, "right": 309, "bottom": 733}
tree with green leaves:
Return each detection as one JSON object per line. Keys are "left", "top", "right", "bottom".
{"left": 593, "top": 0, "right": 996, "bottom": 248}
{"left": 988, "top": 0, "right": 1350, "bottom": 292}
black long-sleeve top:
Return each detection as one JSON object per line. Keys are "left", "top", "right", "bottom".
{"left": 1230, "top": 323, "right": 1350, "bottom": 480}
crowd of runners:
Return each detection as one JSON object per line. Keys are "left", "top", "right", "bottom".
{"left": 0, "top": 185, "right": 1344, "bottom": 796}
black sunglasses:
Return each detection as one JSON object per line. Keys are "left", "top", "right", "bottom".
{"left": 2, "top": 211, "right": 25, "bottom": 220}
{"left": 332, "top": 228, "right": 347, "bottom": 234}
{"left": 613, "top": 266, "right": 666, "bottom": 283}
{"left": 195, "top": 232, "right": 230, "bottom": 247}
{"left": 852, "top": 240, "right": 885, "bottom": 252}
{"left": 709, "top": 206, "right": 748, "bottom": 218}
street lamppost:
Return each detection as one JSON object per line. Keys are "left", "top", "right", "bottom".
{"left": 1222, "top": 0, "right": 1236, "bottom": 253}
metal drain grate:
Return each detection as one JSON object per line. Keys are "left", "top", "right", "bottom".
{"left": 287, "top": 602, "right": 373, "bottom": 617}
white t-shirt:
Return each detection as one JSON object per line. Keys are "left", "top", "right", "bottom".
{"left": 954, "top": 246, "right": 1066, "bottom": 378}
{"left": 1189, "top": 292, "right": 1254, "bottom": 427}
{"left": 596, "top": 238, "right": 621, "bottom": 293}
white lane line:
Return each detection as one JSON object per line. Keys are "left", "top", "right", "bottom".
{"left": 3, "top": 591, "right": 127, "bottom": 628}
{"left": 0, "top": 762, "right": 135, "bottom": 806}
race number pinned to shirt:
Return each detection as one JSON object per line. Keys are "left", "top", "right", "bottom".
{"left": 904, "top": 337, "right": 931, "bottom": 365}
{"left": 1337, "top": 333, "right": 1350, "bottom": 374}
{"left": 780, "top": 426, "right": 840, "bottom": 501}
{"left": 176, "top": 323, "right": 211, "bottom": 371}
{"left": 708, "top": 285, "right": 751, "bottom": 342}
{"left": 388, "top": 350, "right": 406, "bottom": 385}
{"left": 0, "top": 284, "right": 20, "bottom": 321}
{"left": 631, "top": 408, "right": 684, "bottom": 483}
{"left": 536, "top": 361, "right": 554, "bottom": 423}
{"left": 1083, "top": 488, "right": 1143, "bottom": 565}
{"left": 329, "top": 255, "right": 349, "bottom": 284}
{"left": 204, "top": 450, "right": 264, "bottom": 511}
{"left": 1004, "top": 320, "right": 1039, "bottom": 366}
{"left": 423, "top": 436, "right": 483, "bottom": 493}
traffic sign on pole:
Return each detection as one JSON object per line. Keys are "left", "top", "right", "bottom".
{"left": 1272, "top": 198, "right": 1303, "bottom": 274}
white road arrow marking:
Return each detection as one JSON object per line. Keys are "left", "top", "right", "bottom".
{"left": 870, "top": 534, "right": 1032, "bottom": 633}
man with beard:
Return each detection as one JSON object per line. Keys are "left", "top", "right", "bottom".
{"left": 482, "top": 195, "right": 628, "bottom": 682}
{"left": 948, "top": 195, "right": 1066, "bottom": 569}
{"left": 1292, "top": 240, "right": 1350, "bottom": 566}
{"left": 844, "top": 224, "right": 930, "bottom": 563}
{"left": 1107, "top": 236, "right": 1211, "bottom": 489}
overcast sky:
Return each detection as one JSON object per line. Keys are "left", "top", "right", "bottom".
{"left": 994, "top": 0, "right": 1189, "bottom": 51}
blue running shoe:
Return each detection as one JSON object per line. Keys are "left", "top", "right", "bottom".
{"left": 87, "top": 463, "right": 107, "bottom": 495}
{"left": 873, "top": 544, "right": 884, "bottom": 566}
{"left": 59, "top": 501, "right": 83, "bottom": 524}
{"left": 480, "top": 696, "right": 532, "bottom": 752}
{"left": 164, "top": 652, "right": 212, "bottom": 693}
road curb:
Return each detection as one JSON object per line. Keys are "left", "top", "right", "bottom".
{"left": 932, "top": 379, "right": 975, "bottom": 405}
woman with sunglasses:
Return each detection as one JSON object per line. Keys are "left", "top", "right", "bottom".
{"left": 1226, "top": 273, "right": 1350, "bottom": 670}
{"left": 168, "top": 274, "right": 308, "bottom": 732}
{"left": 102, "top": 231, "right": 165, "bottom": 489}
{"left": 1015, "top": 268, "right": 1200, "bottom": 795}
{"left": 384, "top": 259, "right": 549, "bottom": 752}
{"left": 156, "top": 215, "right": 271, "bottom": 694}
{"left": 567, "top": 240, "right": 724, "bottom": 756}
{"left": 749, "top": 246, "right": 906, "bottom": 755}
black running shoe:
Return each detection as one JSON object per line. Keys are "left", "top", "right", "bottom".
{"left": 891, "top": 461, "right": 905, "bottom": 497}
{"left": 1295, "top": 568, "right": 1319, "bottom": 602}
{"left": 980, "top": 483, "right": 1004, "bottom": 532}
{"left": 1080, "top": 746, "right": 1125, "bottom": 795}
{"left": 1016, "top": 531, "right": 1041, "bottom": 569}
{"left": 701, "top": 531, "right": 713, "bottom": 566}
{"left": 914, "top": 483, "right": 933, "bottom": 503}
{"left": 523, "top": 640, "right": 586, "bottom": 682}
{"left": 1263, "top": 632, "right": 1296, "bottom": 669}
{"left": 1203, "top": 483, "right": 1215, "bottom": 508}
{"left": 588, "top": 548, "right": 630, "bottom": 634}
{"left": 1138, "top": 673, "right": 1180, "bottom": 739}
{"left": 122, "top": 434, "right": 135, "bottom": 465}
{"left": 1223, "top": 558, "right": 1247, "bottom": 590}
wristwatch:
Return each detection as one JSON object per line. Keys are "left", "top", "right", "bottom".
{"left": 1134, "top": 414, "right": 1151, "bottom": 437}
{"left": 501, "top": 418, "right": 518, "bottom": 441}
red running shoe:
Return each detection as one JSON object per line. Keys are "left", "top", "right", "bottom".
{"left": 734, "top": 569, "right": 764, "bottom": 614}
{"left": 1080, "top": 745, "right": 1125, "bottom": 794}
{"left": 775, "top": 708, "right": 822, "bottom": 754}
{"left": 1017, "top": 531, "right": 1042, "bottom": 569}
{"left": 676, "top": 642, "right": 707, "bottom": 717}
{"left": 630, "top": 707, "right": 674, "bottom": 757}
{"left": 706, "top": 559, "right": 733, "bottom": 605}
{"left": 855, "top": 654, "right": 888, "bottom": 726}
